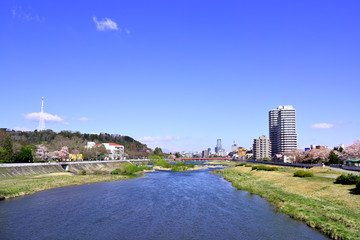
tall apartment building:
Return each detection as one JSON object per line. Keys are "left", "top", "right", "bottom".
{"left": 215, "top": 139, "right": 222, "bottom": 153}
{"left": 253, "top": 135, "right": 271, "bottom": 160}
{"left": 269, "top": 105, "right": 297, "bottom": 155}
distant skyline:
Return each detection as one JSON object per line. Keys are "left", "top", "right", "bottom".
{"left": 1, "top": 1, "right": 360, "bottom": 152}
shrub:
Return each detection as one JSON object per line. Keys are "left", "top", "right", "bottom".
{"left": 236, "top": 163, "right": 247, "bottom": 167}
{"left": 81, "top": 170, "right": 86, "bottom": 175}
{"left": 335, "top": 174, "right": 360, "bottom": 185}
{"left": 244, "top": 164, "right": 252, "bottom": 167}
{"left": 293, "top": 170, "right": 314, "bottom": 178}
{"left": 188, "top": 163, "right": 195, "bottom": 168}
{"left": 155, "top": 160, "right": 171, "bottom": 168}
{"left": 111, "top": 168, "right": 122, "bottom": 175}
{"left": 171, "top": 165, "right": 187, "bottom": 172}
{"left": 355, "top": 182, "right": 360, "bottom": 194}
{"left": 123, "top": 164, "right": 140, "bottom": 175}
{"left": 251, "top": 165, "right": 278, "bottom": 171}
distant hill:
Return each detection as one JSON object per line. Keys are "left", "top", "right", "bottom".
{"left": 6, "top": 129, "right": 148, "bottom": 155}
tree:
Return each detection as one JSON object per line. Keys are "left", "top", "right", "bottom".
{"left": 52, "top": 146, "right": 69, "bottom": 161}
{"left": 287, "top": 149, "right": 305, "bottom": 163}
{"left": 2, "top": 136, "right": 13, "bottom": 162}
{"left": 328, "top": 150, "right": 341, "bottom": 165}
{"left": 153, "top": 147, "right": 163, "bottom": 156}
{"left": 175, "top": 152, "right": 181, "bottom": 158}
{"left": 340, "top": 140, "right": 360, "bottom": 160}
{"left": 36, "top": 144, "right": 49, "bottom": 161}
{"left": 303, "top": 148, "right": 331, "bottom": 164}
{"left": 15, "top": 146, "right": 33, "bottom": 163}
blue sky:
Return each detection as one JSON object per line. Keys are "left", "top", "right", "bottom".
{"left": 1, "top": 0, "right": 359, "bottom": 152}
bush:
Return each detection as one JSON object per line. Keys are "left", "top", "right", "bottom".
{"left": 236, "top": 163, "right": 247, "bottom": 167}
{"left": 251, "top": 165, "right": 278, "bottom": 171}
{"left": 355, "top": 182, "right": 360, "bottom": 194}
{"left": 81, "top": 170, "right": 86, "bottom": 175}
{"left": 188, "top": 163, "right": 195, "bottom": 168}
{"left": 335, "top": 174, "right": 360, "bottom": 185}
{"left": 111, "top": 168, "right": 122, "bottom": 175}
{"left": 293, "top": 170, "right": 314, "bottom": 178}
{"left": 171, "top": 165, "right": 187, "bottom": 172}
{"left": 155, "top": 160, "right": 171, "bottom": 168}
{"left": 245, "top": 164, "right": 252, "bottom": 167}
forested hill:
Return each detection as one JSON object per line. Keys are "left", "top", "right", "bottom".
{"left": 6, "top": 130, "right": 147, "bottom": 152}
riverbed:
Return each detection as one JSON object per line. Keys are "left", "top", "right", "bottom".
{"left": 0, "top": 169, "right": 326, "bottom": 239}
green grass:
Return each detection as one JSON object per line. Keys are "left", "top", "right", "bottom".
{"left": 220, "top": 167, "right": 360, "bottom": 240}
{"left": 111, "top": 163, "right": 151, "bottom": 175}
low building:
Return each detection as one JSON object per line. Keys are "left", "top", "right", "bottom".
{"left": 253, "top": 135, "right": 271, "bottom": 160}
{"left": 87, "top": 142, "right": 125, "bottom": 160}
{"left": 238, "top": 147, "right": 247, "bottom": 157}
{"left": 344, "top": 159, "right": 360, "bottom": 167}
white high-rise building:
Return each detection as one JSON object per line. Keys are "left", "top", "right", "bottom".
{"left": 269, "top": 105, "right": 297, "bottom": 155}
{"left": 253, "top": 135, "right": 271, "bottom": 160}
{"left": 231, "top": 141, "right": 238, "bottom": 152}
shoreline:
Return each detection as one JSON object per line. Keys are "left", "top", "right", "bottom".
{"left": 217, "top": 166, "right": 360, "bottom": 240}
{"left": 0, "top": 172, "right": 140, "bottom": 201}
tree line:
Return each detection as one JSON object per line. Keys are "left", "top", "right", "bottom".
{"left": 0, "top": 129, "right": 148, "bottom": 163}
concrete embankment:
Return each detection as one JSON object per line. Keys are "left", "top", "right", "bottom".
{"left": 0, "top": 160, "right": 150, "bottom": 177}
{"left": 0, "top": 164, "right": 65, "bottom": 177}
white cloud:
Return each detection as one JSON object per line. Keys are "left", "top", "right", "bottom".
{"left": 125, "top": 29, "right": 131, "bottom": 35}
{"left": 78, "top": 117, "right": 90, "bottom": 121}
{"left": 12, "top": 6, "right": 43, "bottom": 22}
{"left": 24, "top": 112, "right": 65, "bottom": 123}
{"left": 93, "top": 16, "right": 118, "bottom": 31}
{"left": 13, "top": 127, "right": 32, "bottom": 132}
{"left": 311, "top": 123, "right": 334, "bottom": 129}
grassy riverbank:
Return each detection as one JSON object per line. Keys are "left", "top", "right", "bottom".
{"left": 219, "top": 165, "right": 360, "bottom": 240}
{"left": 0, "top": 172, "right": 137, "bottom": 200}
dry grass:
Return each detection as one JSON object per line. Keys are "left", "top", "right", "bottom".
{"left": 0, "top": 172, "right": 135, "bottom": 200}
{"left": 220, "top": 166, "right": 360, "bottom": 240}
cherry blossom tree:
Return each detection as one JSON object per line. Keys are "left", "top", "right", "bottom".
{"left": 341, "top": 140, "right": 360, "bottom": 160}
{"left": 36, "top": 144, "right": 49, "bottom": 161}
{"left": 57, "top": 146, "right": 69, "bottom": 161}
{"left": 287, "top": 149, "right": 305, "bottom": 163}
{"left": 51, "top": 146, "right": 69, "bottom": 161}
{"left": 303, "top": 148, "right": 331, "bottom": 163}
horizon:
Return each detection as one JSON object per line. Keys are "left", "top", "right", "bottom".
{"left": 1, "top": 1, "right": 360, "bottom": 152}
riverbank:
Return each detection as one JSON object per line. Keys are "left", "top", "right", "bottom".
{"left": 0, "top": 172, "right": 138, "bottom": 200}
{"left": 218, "top": 165, "right": 360, "bottom": 240}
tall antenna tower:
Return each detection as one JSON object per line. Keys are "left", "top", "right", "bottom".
{"left": 38, "top": 97, "right": 45, "bottom": 131}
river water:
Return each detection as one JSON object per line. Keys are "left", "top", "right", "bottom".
{"left": 0, "top": 169, "right": 326, "bottom": 240}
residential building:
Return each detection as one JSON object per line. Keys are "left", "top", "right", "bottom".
{"left": 202, "top": 149, "right": 209, "bottom": 158}
{"left": 231, "top": 141, "right": 238, "bottom": 152}
{"left": 269, "top": 105, "right": 297, "bottom": 155}
{"left": 93, "top": 142, "right": 125, "bottom": 160}
{"left": 310, "top": 145, "right": 328, "bottom": 150}
{"left": 238, "top": 147, "right": 247, "bottom": 157}
{"left": 253, "top": 135, "right": 271, "bottom": 160}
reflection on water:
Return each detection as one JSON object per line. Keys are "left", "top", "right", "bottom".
{"left": 0, "top": 169, "right": 326, "bottom": 240}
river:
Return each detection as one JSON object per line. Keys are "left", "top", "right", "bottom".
{"left": 0, "top": 169, "right": 326, "bottom": 239}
